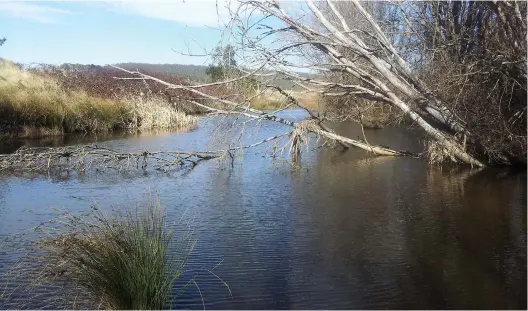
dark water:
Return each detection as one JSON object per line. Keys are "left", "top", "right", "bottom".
{"left": 0, "top": 110, "right": 526, "bottom": 309}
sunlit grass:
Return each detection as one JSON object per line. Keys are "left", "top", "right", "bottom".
{"left": 122, "top": 95, "right": 197, "bottom": 130}
{"left": 250, "top": 97, "right": 287, "bottom": 110}
{"left": 0, "top": 59, "right": 197, "bottom": 137}
{"left": 249, "top": 90, "right": 321, "bottom": 111}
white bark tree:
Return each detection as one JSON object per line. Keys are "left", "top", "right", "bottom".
{"left": 114, "top": 0, "right": 526, "bottom": 167}
{"left": 241, "top": 0, "right": 485, "bottom": 166}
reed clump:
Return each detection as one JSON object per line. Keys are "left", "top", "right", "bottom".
{"left": 123, "top": 95, "right": 197, "bottom": 130}
{"left": 1, "top": 200, "right": 195, "bottom": 309}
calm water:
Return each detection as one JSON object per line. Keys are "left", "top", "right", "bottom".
{"left": 0, "top": 110, "right": 526, "bottom": 309}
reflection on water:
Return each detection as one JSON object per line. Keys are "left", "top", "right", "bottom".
{"left": 0, "top": 126, "right": 197, "bottom": 154}
{"left": 0, "top": 111, "right": 526, "bottom": 309}
{"left": 307, "top": 149, "right": 526, "bottom": 309}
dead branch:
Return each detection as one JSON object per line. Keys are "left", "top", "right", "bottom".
{"left": 0, "top": 145, "right": 216, "bottom": 174}
{"left": 0, "top": 131, "right": 292, "bottom": 174}
{"left": 112, "top": 66, "right": 415, "bottom": 157}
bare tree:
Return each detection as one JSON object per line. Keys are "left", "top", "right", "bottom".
{"left": 315, "top": 1, "right": 526, "bottom": 164}
{"left": 9, "top": 1, "right": 523, "bottom": 171}
{"left": 108, "top": 0, "right": 526, "bottom": 167}
{"left": 414, "top": 1, "right": 527, "bottom": 164}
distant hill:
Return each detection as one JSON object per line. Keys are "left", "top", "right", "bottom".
{"left": 115, "top": 63, "right": 209, "bottom": 82}
{"left": 115, "top": 63, "right": 316, "bottom": 89}
{"left": 16, "top": 60, "right": 315, "bottom": 89}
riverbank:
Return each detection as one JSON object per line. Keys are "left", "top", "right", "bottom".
{"left": 0, "top": 60, "right": 322, "bottom": 139}
{"left": 249, "top": 89, "right": 321, "bottom": 110}
{"left": 0, "top": 60, "right": 197, "bottom": 139}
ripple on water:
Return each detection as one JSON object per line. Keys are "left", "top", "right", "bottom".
{"left": 0, "top": 113, "right": 526, "bottom": 309}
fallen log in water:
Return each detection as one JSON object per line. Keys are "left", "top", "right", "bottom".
{"left": 0, "top": 131, "right": 301, "bottom": 174}
{"left": 0, "top": 145, "right": 219, "bottom": 174}
{"left": 113, "top": 66, "right": 417, "bottom": 159}
{"left": 0, "top": 124, "right": 418, "bottom": 175}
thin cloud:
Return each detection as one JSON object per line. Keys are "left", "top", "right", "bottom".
{"left": 0, "top": 2, "right": 73, "bottom": 24}
{"left": 109, "top": 0, "right": 234, "bottom": 27}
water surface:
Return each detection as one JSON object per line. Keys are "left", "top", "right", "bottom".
{"left": 0, "top": 110, "right": 526, "bottom": 309}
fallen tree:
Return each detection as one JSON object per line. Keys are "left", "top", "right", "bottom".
{"left": 0, "top": 145, "right": 216, "bottom": 173}
{"left": 114, "top": 0, "right": 525, "bottom": 167}
{"left": 0, "top": 130, "right": 295, "bottom": 174}
{"left": 220, "top": 0, "right": 526, "bottom": 165}
{"left": 113, "top": 66, "right": 416, "bottom": 157}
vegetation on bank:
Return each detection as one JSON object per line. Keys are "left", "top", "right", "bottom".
{"left": 0, "top": 58, "right": 317, "bottom": 139}
{"left": 315, "top": 1, "right": 526, "bottom": 164}
{"left": 250, "top": 90, "right": 321, "bottom": 111}
{"left": 0, "top": 60, "right": 197, "bottom": 138}
{"left": 0, "top": 200, "right": 197, "bottom": 309}
{"left": 201, "top": 46, "right": 321, "bottom": 111}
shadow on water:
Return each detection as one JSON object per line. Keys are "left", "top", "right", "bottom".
{"left": 0, "top": 111, "right": 526, "bottom": 309}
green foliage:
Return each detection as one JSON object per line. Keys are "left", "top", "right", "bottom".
{"left": 205, "top": 64, "right": 225, "bottom": 82}
{"left": 212, "top": 45, "right": 237, "bottom": 68}
{"left": 204, "top": 44, "right": 263, "bottom": 98}
{"left": 206, "top": 45, "right": 240, "bottom": 82}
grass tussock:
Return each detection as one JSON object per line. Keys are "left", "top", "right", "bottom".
{"left": 249, "top": 90, "right": 321, "bottom": 111}
{"left": 1, "top": 199, "right": 195, "bottom": 309}
{"left": 0, "top": 60, "right": 197, "bottom": 138}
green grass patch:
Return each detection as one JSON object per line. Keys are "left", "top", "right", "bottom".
{"left": 0, "top": 199, "right": 201, "bottom": 309}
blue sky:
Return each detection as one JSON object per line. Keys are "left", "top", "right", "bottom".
{"left": 0, "top": 1, "right": 235, "bottom": 65}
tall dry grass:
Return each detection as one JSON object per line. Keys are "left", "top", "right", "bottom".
{"left": 0, "top": 60, "right": 197, "bottom": 138}
{"left": 123, "top": 95, "right": 197, "bottom": 131}
{"left": 249, "top": 90, "right": 321, "bottom": 111}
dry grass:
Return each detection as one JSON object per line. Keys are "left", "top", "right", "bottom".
{"left": 249, "top": 97, "right": 287, "bottom": 110}
{"left": 296, "top": 92, "right": 321, "bottom": 110}
{"left": 249, "top": 90, "right": 321, "bottom": 111}
{"left": 289, "top": 118, "right": 321, "bottom": 163}
{"left": 0, "top": 60, "right": 130, "bottom": 133}
{"left": 0, "top": 60, "right": 197, "bottom": 138}
{"left": 122, "top": 95, "right": 197, "bottom": 130}
{"left": 426, "top": 140, "right": 458, "bottom": 165}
